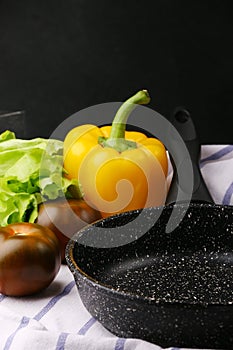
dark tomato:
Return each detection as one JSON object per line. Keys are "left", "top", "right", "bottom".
{"left": 0, "top": 223, "right": 61, "bottom": 296}
{"left": 37, "top": 199, "right": 102, "bottom": 261}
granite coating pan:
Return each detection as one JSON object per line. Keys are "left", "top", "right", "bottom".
{"left": 66, "top": 203, "right": 233, "bottom": 349}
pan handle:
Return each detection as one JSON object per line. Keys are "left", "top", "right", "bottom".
{"left": 165, "top": 107, "right": 214, "bottom": 205}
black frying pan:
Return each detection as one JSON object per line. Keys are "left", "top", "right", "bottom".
{"left": 66, "top": 109, "right": 233, "bottom": 349}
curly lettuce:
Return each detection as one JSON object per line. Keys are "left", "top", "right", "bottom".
{"left": 0, "top": 130, "right": 81, "bottom": 226}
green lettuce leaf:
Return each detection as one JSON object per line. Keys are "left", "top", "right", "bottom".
{"left": 0, "top": 131, "right": 82, "bottom": 226}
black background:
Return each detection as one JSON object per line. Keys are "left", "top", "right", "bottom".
{"left": 0, "top": 0, "right": 232, "bottom": 143}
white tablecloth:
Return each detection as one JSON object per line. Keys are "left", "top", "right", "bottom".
{"left": 0, "top": 144, "right": 232, "bottom": 350}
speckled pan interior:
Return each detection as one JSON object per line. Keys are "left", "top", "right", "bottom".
{"left": 66, "top": 203, "right": 233, "bottom": 349}
{"left": 67, "top": 203, "right": 233, "bottom": 304}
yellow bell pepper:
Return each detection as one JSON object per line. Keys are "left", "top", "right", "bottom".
{"left": 63, "top": 90, "right": 168, "bottom": 218}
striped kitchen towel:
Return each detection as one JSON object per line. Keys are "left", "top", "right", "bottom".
{"left": 0, "top": 144, "right": 232, "bottom": 350}
{"left": 200, "top": 144, "right": 233, "bottom": 205}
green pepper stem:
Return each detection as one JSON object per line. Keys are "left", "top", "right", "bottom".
{"left": 99, "top": 90, "right": 150, "bottom": 152}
